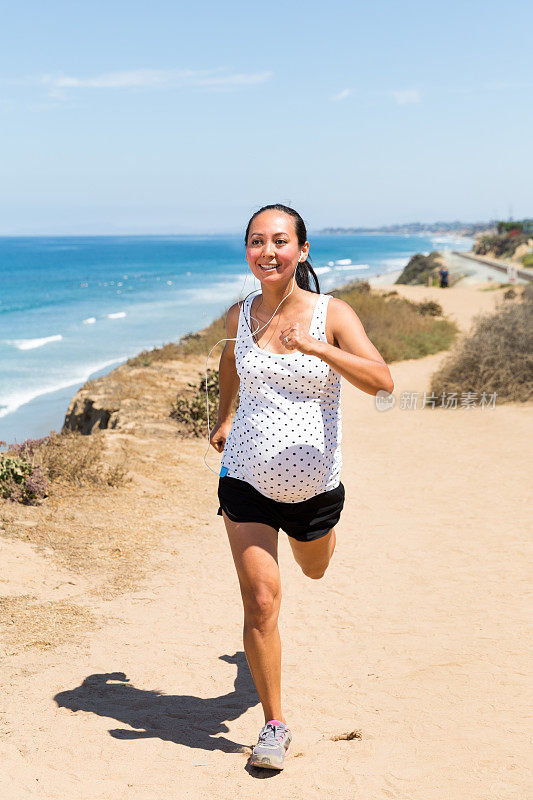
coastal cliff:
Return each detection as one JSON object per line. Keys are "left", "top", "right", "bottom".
{"left": 63, "top": 355, "right": 219, "bottom": 438}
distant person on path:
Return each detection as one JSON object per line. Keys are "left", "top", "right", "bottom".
{"left": 439, "top": 266, "right": 449, "bottom": 287}
{"left": 209, "top": 204, "right": 394, "bottom": 770}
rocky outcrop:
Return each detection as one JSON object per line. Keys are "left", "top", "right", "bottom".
{"left": 62, "top": 370, "right": 125, "bottom": 435}
{"left": 63, "top": 393, "right": 121, "bottom": 435}
{"left": 62, "top": 356, "right": 218, "bottom": 436}
{"left": 396, "top": 251, "right": 444, "bottom": 285}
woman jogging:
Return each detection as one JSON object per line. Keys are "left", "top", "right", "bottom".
{"left": 209, "top": 204, "right": 394, "bottom": 770}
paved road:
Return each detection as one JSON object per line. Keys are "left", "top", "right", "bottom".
{"left": 444, "top": 251, "right": 530, "bottom": 285}
{"left": 450, "top": 251, "right": 532, "bottom": 283}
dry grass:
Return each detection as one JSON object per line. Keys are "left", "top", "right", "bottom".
{"left": 330, "top": 281, "right": 459, "bottom": 361}
{"left": 1, "top": 430, "right": 131, "bottom": 507}
{"left": 3, "top": 430, "right": 130, "bottom": 492}
{"left": 0, "top": 595, "right": 98, "bottom": 656}
{"left": 36, "top": 430, "right": 130, "bottom": 488}
{"left": 430, "top": 294, "right": 533, "bottom": 403}
{"left": 480, "top": 282, "right": 514, "bottom": 292}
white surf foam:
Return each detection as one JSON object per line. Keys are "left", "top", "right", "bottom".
{"left": 83, "top": 317, "right": 96, "bottom": 324}
{"left": 335, "top": 264, "right": 369, "bottom": 271}
{"left": 107, "top": 311, "right": 127, "bottom": 319}
{"left": 4, "top": 334, "right": 63, "bottom": 351}
{"left": 313, "top": 267, "right": 332, "bottom": 275}
{"left": 335, "top": 258, "right": 352, "bottom": 266}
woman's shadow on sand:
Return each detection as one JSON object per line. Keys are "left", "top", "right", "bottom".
{"left": 54, "top": 652, "right": 259, "bottom": 755}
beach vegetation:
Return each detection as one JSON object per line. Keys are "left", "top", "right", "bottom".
{"left": 0, "top": 448, "right": 48, "bottom": 504}
{"left": 170, "top": 368, "right": 238, "bottom": 437}
{"left": 329, "top": 280, "right": 456, "bottom": 362}
{"left": 0, "top": 431, "right": 129, "bottom": 503}
{"left": 430, "top": 291, "right": 533, "bottom": 403}
{"left": 521, "top": 253, "right": 533, "bottom": 267}
{"left": 395, "top": 252, "right": 443, "bottom": 285}
{"left": 497, "top": 220, "right": 533, "bottom": 235}
{"left": 411, "top": 299, "right": 443, "bottom": 316}
{"left": 474, "top": 231, "right": 529, "bottom": 259}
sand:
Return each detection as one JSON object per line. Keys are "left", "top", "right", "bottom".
{"left": 0, "top": 281, "right": 531, "bottom": 799}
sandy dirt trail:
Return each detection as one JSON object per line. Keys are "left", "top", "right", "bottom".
{"left": 1, "top": 284, "right": 531, "bottom": 799}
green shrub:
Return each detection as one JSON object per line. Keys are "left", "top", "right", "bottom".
{"left": 170, "top": 369, "right": 220, "bottom": 437}
{"left": 521, "top": 253, "right": 533, "bottom": 267}
{"left": 0, "top": 444, "right": 49, "bottom": 504}
{"left": 474, "top": 232, "right": 529, "bottom": 259}
{"left": 415, "top": 300, "right": 443, "bottom": 316}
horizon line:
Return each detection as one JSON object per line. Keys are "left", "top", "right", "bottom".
{"left": 0, "top": 221, "right": 496, "bottom": 238}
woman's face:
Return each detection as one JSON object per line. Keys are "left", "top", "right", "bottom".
{"left": 245, "top": 210, "right": 309, "bottom": 284}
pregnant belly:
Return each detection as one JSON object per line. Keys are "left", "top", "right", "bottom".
{"left": 227, "top": 410, "right": 332, "bottom": 501}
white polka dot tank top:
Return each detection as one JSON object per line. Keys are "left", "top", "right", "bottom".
{"left": 221, "top": 290, "right": 342, "bottom": 502}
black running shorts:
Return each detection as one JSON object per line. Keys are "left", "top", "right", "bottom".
{"left": 217, "top": 475, "right": 345, "bottom": 542}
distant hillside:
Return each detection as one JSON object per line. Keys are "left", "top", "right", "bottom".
{"left": 318, "top": 221, "right": 493, "bottom": 236}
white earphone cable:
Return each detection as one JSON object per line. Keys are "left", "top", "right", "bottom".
{"left": 202, "top": 260, "right": 300, "bottom": 475}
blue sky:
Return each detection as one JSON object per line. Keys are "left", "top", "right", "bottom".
{"left": 0, "top": 0, "right": 531, "bottom": 234}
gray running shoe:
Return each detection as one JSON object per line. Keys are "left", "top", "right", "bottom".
{"left": 249, "top": 720, "right": 292, "bottom": 770}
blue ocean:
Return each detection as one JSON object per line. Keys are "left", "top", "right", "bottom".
{"left": 0, "top": 233, "right": 472, "bottom": 444}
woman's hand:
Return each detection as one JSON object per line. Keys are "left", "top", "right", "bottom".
{"left": 210, "top": 419, "right": 233, "bottom": 453}
{"left": 279, "top": 323, "right": 320, "bottom": 356}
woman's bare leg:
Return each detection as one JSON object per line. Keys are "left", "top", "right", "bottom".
{"left": 221, "top": 511, "right": 287, "bottom": 726}
{"left": 287, "top": 528, "right": 337, "bottom": 579}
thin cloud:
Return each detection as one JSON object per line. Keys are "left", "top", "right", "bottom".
{"left": 331, "top": 88, "right": 352, "bottom": 102}
{"left": 392, "top": 89, "right": 421, "bottom": 105}
{"left": 39, "top": 68, "right": 272, "bottom": 91}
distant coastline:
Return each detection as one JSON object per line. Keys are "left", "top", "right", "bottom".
{"left": 318, "top": 222, "right": 492, "bottom": 237}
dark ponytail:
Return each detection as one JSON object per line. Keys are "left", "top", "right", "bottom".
{"left": 244, "top": 203, "right": 321, "bottom": 294}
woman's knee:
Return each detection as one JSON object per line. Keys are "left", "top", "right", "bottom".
{"left": 290, "top": 528, "right": 336, "bottom": 580}
{"left": 242, "top": 583, "right": 281, "bottom": 629}
{"left": 301, "top": 563, "right": 328, "bottom": 580}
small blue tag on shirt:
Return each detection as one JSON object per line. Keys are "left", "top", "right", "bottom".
{"left": 220, "top": 466, "right": 229, "bottom": 477}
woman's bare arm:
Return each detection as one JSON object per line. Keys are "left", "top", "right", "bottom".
{"left": 315, "top": 297, "right": 394, "bottom": 395}
{"left": 210, "top": 303, "right": 241, "bottom": 452}
{"left": 276, "top": 295, "right": 394, "bottom": 396}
